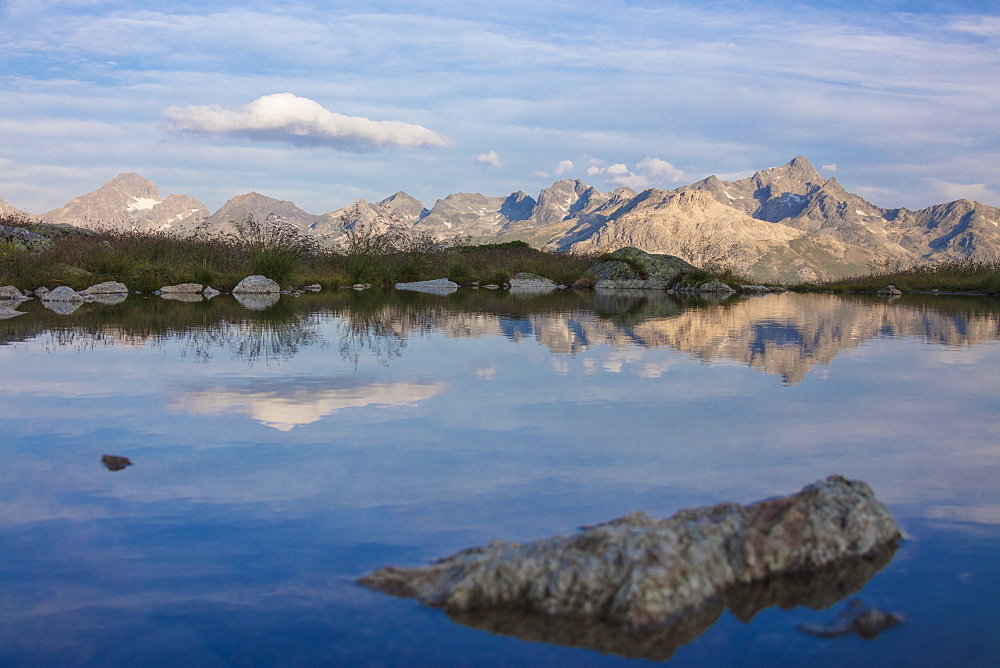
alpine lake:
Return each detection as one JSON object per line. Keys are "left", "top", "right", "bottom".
{"left": 1, "top": 287, "right": 998, "bottom": 666}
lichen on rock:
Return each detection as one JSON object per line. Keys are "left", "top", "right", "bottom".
{"left": 359, "top": 476, "right": 901, "bottom": 630}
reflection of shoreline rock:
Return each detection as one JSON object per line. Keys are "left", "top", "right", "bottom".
{"left": 450, "top": 545, "right": 897, "bottom": 662}
{"left": 0, "top": 305, "right": 27, "bottom": 319}
{"left": 234, "top": 292, "right": 280, "bottom": 311}
{"left": 798, "top": 598, "right": 902, "bottom": 639}
{"left": 395, "top": 278, "right": 459, "bottom": 294}
{"left": 360, "top": 476, "right": 901, "bottom": 630}
{"left": 87, "top": 293, "right": 128, "bottom": 305}
{"left": 160, "top": 292, "right": 203, "bottom": 303}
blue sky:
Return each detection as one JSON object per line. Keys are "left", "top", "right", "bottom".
{"left": 1, "top": 0, "right": 998, "bottom": 215}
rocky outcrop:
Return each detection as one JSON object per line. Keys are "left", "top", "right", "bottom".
{"left": 395, "top": 278, "right": 459, "bottom": 294}
{"left": 693, "top": 279, "right": 737, "bottom": 296}
{"left": 359, "top": 476, "right": 900, "bottom": 629}
{"left": 159, "top": 282, "right": 203, "bottom": 294}
{"left": 39, "top": 286, "right": 85, "bottom": 302}
{"left": 0, "top": 223, "right": 50, "bottom": 250}
{"left": 0, "top": 285, "right": 28, "bottom": 300}
{"left": 587, "top": 247, "right": 695, "bottom": 290}
{"left": 507, "top": 272, "right": 557, "bottom": 292}
{"left": 232, "top": 275, "right": 280, "bottom": 294}
{"left": 82, "top": 281, "right": 128, "bottom": 295}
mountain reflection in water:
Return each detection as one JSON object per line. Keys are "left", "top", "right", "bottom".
{"left": 3, "top": 290, "right": 997, "bottom": 384}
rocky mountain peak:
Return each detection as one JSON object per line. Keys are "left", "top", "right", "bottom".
{"left": 40, "top": 172, "right": 207, "bottom": 232}
{"left": 376, "top": 191, "right": 429, "bottom": 223}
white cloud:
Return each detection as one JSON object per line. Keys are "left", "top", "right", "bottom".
{"left": 163, "top": 93, "right": 451, "bottom": 149}
{"left": 821, "top": 163, "right": 837, "bottom": 172}
{"left": 554, "top": 160, "right": 574, "bottom": 175}
{"left": 473, "top": 150, "right": 502, "bottom": 167}
{"left": 585, "top": 157, "right": 686, "bottom": 189}
{"left": 637, "top": 157, "right": 685, "bottom": 182}
{"left": 925, "top": 179, "right": 997, "bottom": 203}
{"left": 530, "top": 170, "right": 549, "bottom": 178}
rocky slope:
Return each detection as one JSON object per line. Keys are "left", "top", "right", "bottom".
{"left": 42, "top": 173, "right": 208, "bottom": 233}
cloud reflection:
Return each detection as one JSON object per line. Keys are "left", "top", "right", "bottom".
{"left": 171, "top": 379, "right": 447, "bottom": 431}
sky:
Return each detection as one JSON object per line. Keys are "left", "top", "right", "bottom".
{"left": 1, "top": 0, "right": 998, "bottom": 216}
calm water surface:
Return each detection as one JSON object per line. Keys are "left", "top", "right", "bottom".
{"left": 1, "top": 290, "right": 998, "bottom": 666}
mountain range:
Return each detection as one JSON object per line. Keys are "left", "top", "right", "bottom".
{"left": 5, "top": 157, "right": 998, "bottom": 282}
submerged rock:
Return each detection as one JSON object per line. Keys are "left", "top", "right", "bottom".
{"left": 587, "top": 247, "right": 695, "bottom": 291}
{"left": 395, "top": 278, "right": 459, "bottom": 294}
{"left": 798, "top": 598, "right": 902, "bottom": 639}
{"left": 359, "top": 476, "right": 901, "bottom": 629}
{"left": 101, "top": 455, "right": 132, "bottom": 471}
{"left": 233, "top": 275, "right": 280, "bottom": 294}
{"left": 301, "top": 283, "right": 322, "bottom": 292}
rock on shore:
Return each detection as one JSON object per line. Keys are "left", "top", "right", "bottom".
{"left": 232, "top": 275, "right": 280, "bottom": 294}
{"left": 359, "top": 475, "right": 901, "bottom": 629}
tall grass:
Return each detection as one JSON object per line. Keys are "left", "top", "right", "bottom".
{"left": 801, "top": 258, "right": 1000, "bottom": 294}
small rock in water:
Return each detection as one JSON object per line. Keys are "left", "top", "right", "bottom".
{"left": 797, "top": 599, "right": 902, "bottom": 639}
{"left": 101, "top": 455, "right": 133, "bottom": 471}
{"left": 877, "top": 284, "right": 903, "bottom": 296}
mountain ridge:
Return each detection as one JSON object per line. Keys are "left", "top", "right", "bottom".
{"left": 13, "top": 157, "right": 999, "bottom": 282}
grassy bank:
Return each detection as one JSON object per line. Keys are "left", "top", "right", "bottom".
{"left": 792, "top": 258, "right": 1000, "bottom": 295}
{"left": 0, "top": 217, "right": 600, "bottom": 292}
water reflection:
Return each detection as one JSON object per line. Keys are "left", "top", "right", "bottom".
{"left": 2, "top": 291, "right": 998, "bottom": 384}
{"left": 171, "top": 378, "right": 447, "bottom": 431}
{"left": 451, "top": 545, "right": 897, "bottom": 661}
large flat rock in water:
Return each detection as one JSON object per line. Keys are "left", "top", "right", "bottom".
{"left": 359, "top": 475, "right": 901, "bottom": 629}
